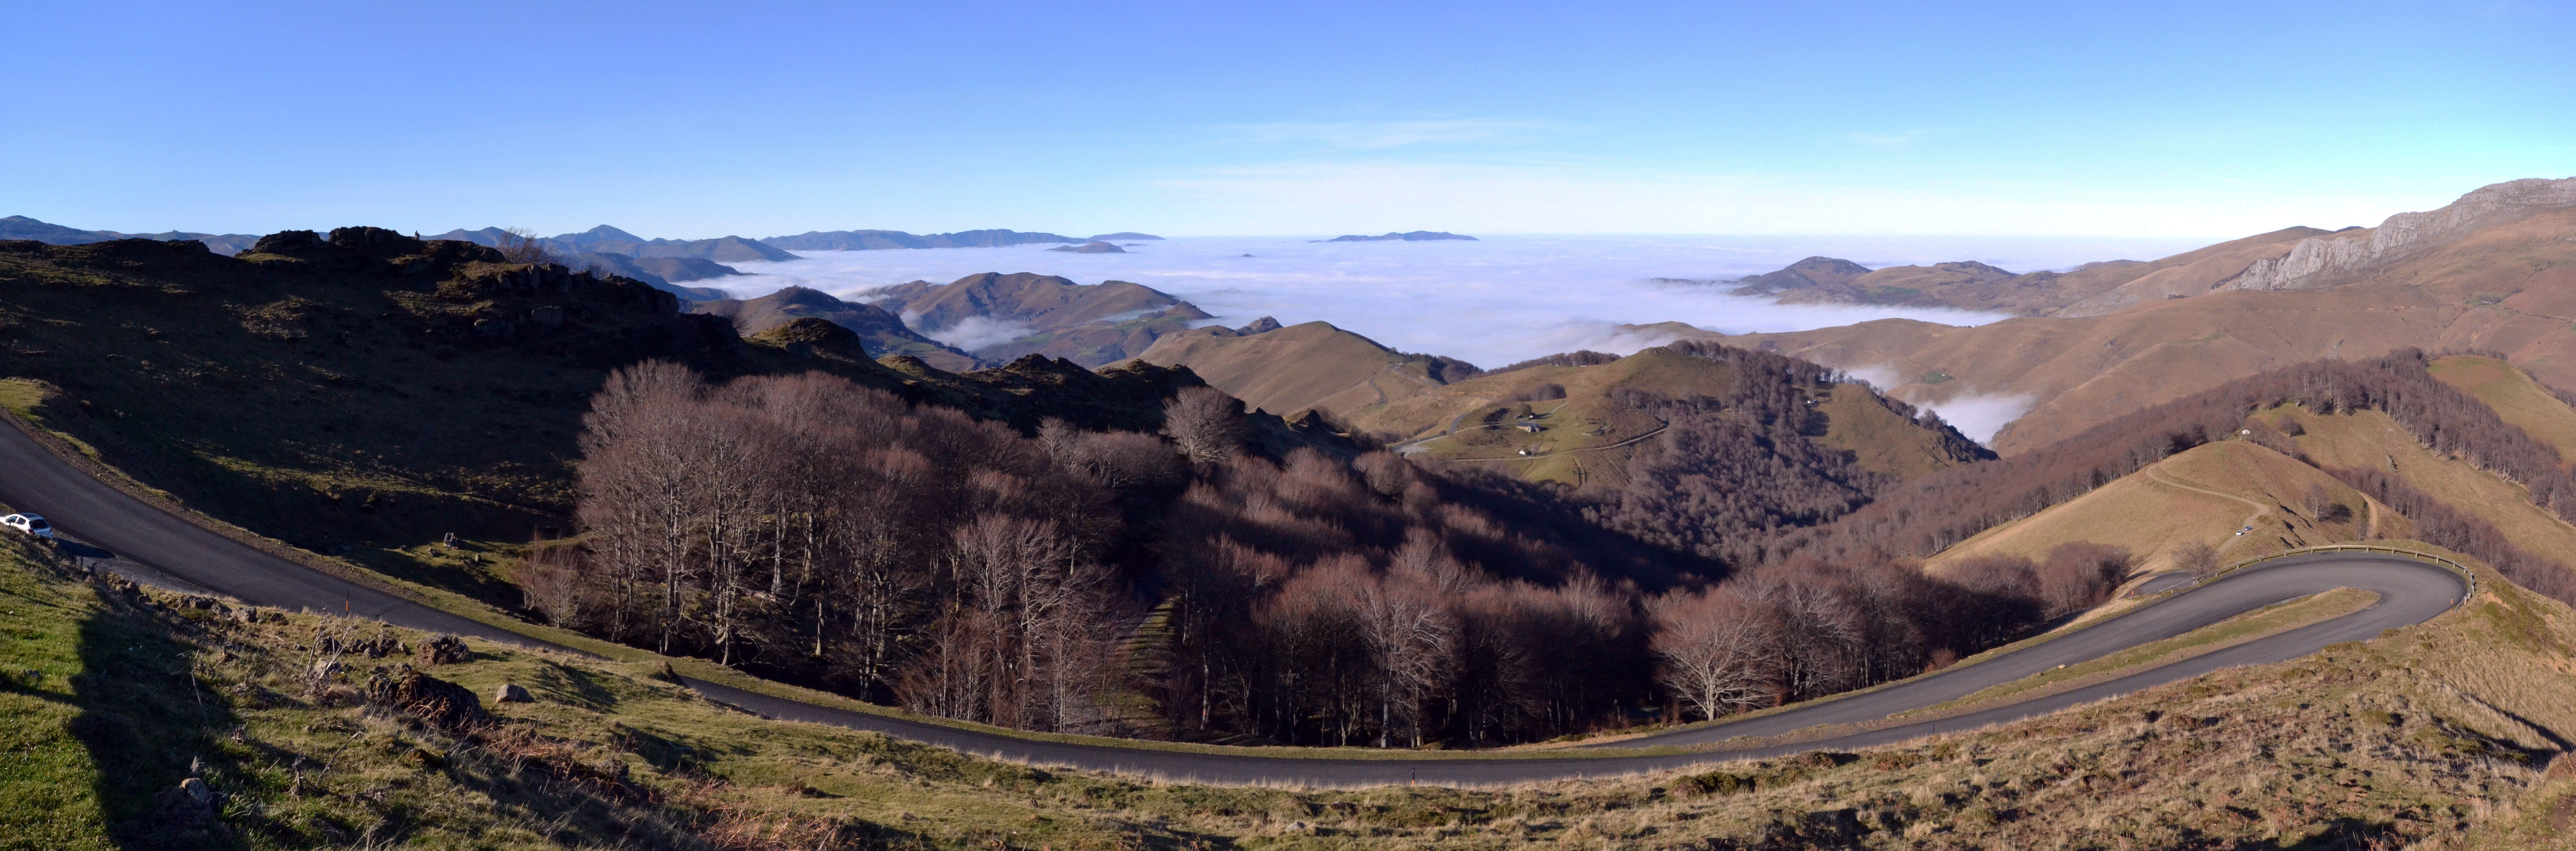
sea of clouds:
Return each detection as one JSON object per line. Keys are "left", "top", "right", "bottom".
{"left": 719, "top": 233, "right": 2211, "bottom": 442}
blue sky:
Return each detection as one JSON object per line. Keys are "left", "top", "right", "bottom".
{"left": 6, "top": 1, "right": 2569, "bottom": 238}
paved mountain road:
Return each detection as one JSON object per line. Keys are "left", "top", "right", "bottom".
{"left": 0, "top": 414, "right": 2469, "bottom": 786}
{"left": 0, "top": 419, "right": 561, "bottom": 649}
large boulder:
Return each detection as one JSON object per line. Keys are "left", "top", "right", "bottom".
{"left": 363, "top": 668, "right": 488, "bottom": 731}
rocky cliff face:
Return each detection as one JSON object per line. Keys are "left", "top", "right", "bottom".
{"left": 2225, "top": 177, "right": 2576, "bottom": 292}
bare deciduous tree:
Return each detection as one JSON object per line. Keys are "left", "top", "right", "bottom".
{"left": 1651, "top": 587, "right": 1779, "bottom": 722}
{"left": 497, "top": 226, "right": 553, "bottom": 265}
{"left": 1163, "top": 386, "right": 1246, "bottom": 465}
{"left": 2173, "top": 539, "right": 2223, "bottom": 578}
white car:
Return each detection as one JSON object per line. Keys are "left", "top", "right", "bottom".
{"left": 3, "top": 513, "right": 54, "bottom": 539}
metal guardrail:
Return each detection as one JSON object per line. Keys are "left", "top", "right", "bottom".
{"left": 2181, "top": 542, "right": 2478, "bottom": 609}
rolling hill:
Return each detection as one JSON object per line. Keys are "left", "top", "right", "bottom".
{"left": 1134, "top": 318, "right": 1479, "bottom": 417}
{"left": 864, "top": 272, "right": 1213, "bottom": 366}
{"left": 1343, "top": 342, "right": 1990, "bottom": 489}
{"left": 1714, "top": 177, "right": 2576, "bottom": 455}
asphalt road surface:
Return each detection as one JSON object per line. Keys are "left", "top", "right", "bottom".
{"left": 0, "top": 420, "right": 558, "bottom": 649}
{"left": 0, "top": 416, "right": 2468, "bottom": 786}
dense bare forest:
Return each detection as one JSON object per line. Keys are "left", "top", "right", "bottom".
{"left": 1580, "top": 340, "right": 1989, "bottom": 568}
{"left": 537, "top": 349, "right": 2118, "bottom": 745}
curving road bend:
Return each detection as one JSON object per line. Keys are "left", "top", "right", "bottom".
{"left": 0, "top": 415, "right": 2469, "bottom": 786}
{"left": 0, "top": 419, "right": 562, "bottom": 649}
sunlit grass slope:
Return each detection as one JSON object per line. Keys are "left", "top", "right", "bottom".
{"left": 1929, "top": 439, "right": 2370, "bottom": 577}
{"left": 2430, "top": 353, "right": 2576, "bottom": 463}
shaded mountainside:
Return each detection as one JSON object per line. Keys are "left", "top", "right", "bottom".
{"left": 1136, "top": 318, "right": 1480, "bottom": 418}
{"left": 1047, "top": 241, "right": 1126, "bottom": 253}
{"left": 690, "top": 285, "right": 980, "bottom": 371}
{"left": 0, "top": 232, "right": 1323, "bottom": 611}
{"left": 865, "top": 272, "right": 1213, "bottom": 367}
{"left": 1720, "top": 177, "right": 2576, "bottom": 454}
{"left": 759, "top": 228, "right": 1087, "bottom": 251}
{"left": 2, "top": 215, "right": 261, "bottom": 256}
{"left": 558, "top": 253, "right": 733, "bottom": 301}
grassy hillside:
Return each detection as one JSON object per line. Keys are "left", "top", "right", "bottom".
{"left": 2288, "top": 405, "right": 2576, "bottom": 566}
{"left": 1135, "top": 320, "right": 1474, "bottom": 419}
{"left": 1351, "top": 345, "right": 1985, "bottom": 488}
{"left": 2431, "top": 353, "right": 2576, "bottom": 463}
{"left": 11, "top": 526, "right": 2576, "bottom": 849}
{"left": 1930, "top": 439, "right": 2372, "bottom": 576}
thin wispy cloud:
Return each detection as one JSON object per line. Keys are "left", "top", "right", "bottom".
{"left": 1220, "top": 118, "right": 1557, "bottom": 149}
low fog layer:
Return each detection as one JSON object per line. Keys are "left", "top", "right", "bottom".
{"left": 727, "top": 234, "right": 2207, "bottom": 440}
{"left": 729, "top": 235, "right": 2201, "bottom": 359}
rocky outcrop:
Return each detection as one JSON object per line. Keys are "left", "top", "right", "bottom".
{"left": 363, "top": 668, "right": 489, "bottom": 731}
{"left": 2225, "top": 177, "right": 2576, "bottom": 292}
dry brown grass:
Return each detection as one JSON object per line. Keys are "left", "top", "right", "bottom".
{"left": 1930, "top": 438, "right": 2367, "bottom": 577}
{"left": 2431, "top": 354, "right": 2576, "bottom": 463}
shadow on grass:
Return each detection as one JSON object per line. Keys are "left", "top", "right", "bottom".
{"left": 66, "top": 581, "right": 257, "bottom": 850}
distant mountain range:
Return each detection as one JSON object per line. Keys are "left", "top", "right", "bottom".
{"left": 6, "top": 217, "right": 1166, "bottom": 263}
{"left": 1317, "top": 231, "right": 1477, "bottom": 242}
{"left": 0, "top": 216, "right": 261, "bottom": 255}
{"left": 430, "top": 226, "right": 799, "bottom": 264}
